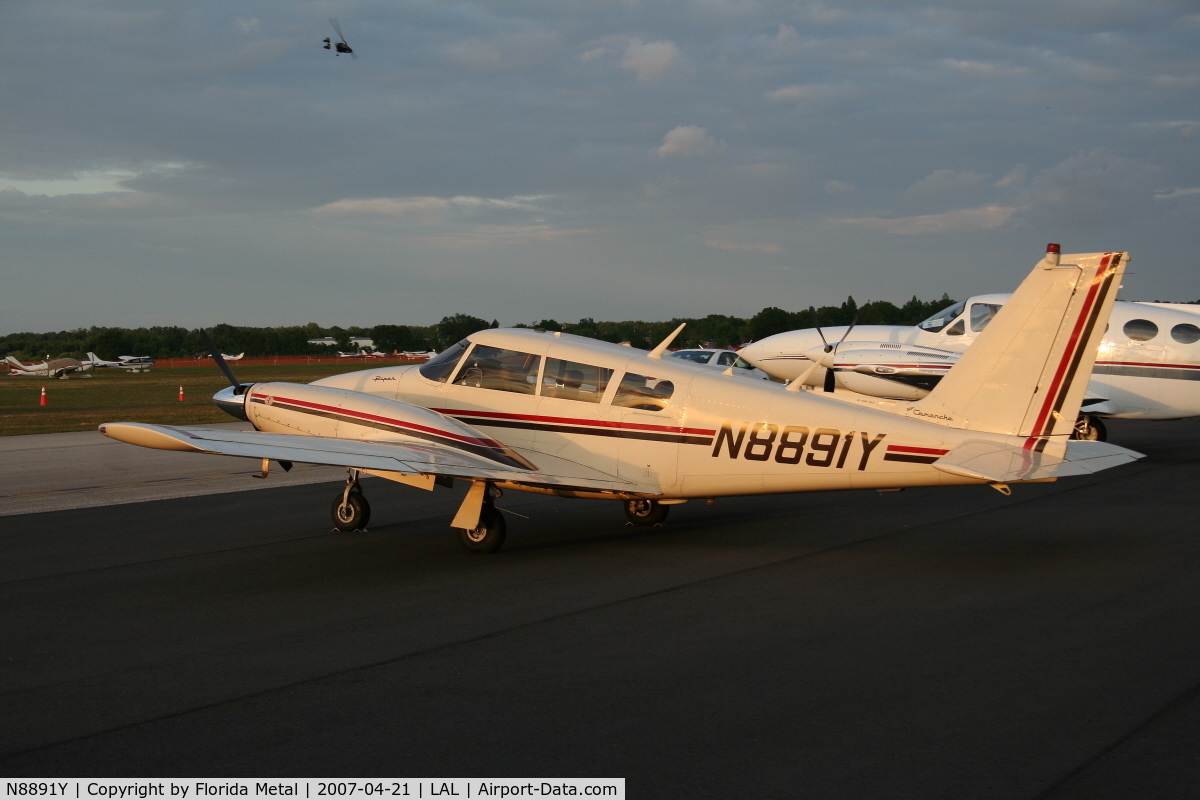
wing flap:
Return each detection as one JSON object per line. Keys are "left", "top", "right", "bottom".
{"left": 932, "top": 439, "right": 1143, "bottom": 483}
{"left": 99, "top": 422, "right": 652, "bottom": 493}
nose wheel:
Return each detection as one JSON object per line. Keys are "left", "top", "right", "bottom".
{"left": 331, "top": 469, "right": 371, "bottom": 532}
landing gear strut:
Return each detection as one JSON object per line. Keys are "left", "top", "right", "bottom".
{"left": 331, "top": 468, "right": 371, "bottom": 532}
{"left": 624, "top": 498, "right": 669, "bottom": 526}
{"left": 1071, "top": 415, "right": 1107, "bottom": 442}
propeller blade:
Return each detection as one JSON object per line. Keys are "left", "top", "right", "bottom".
{"left": 810, "top": 307, "right": 830, "bottom": 352}
{"left": 199, "top": 328, "right": 246, "bottom": 393}
{"left": 837, "top": 313, "right": 860, "bottom": 346}
{"left": 329, "top": 18, "right": 346, "bottom": 41}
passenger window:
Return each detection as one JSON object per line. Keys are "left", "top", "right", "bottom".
{"left": 716, "top": 352, "right": 738, "bottom": 366}
{"left": 542, "top": 358, "right": 613, "bottom": 404}
{"left": 1171, "top": 323, "right": 1200, "bottom": 344}
{"left": 945, "top": 319, "right": 966, "bottom": 336}
{"left": 455, "top": 345, "right": 540, "bottom": 394}
{"left": 970, "top": 303, "right": 1003, "bottom": 332}
{"left": 419, "top": 340, "right": 471, "bottom": 383}
{"left": 1123, "top": 319, "right": 1158, "bottom": 342}
{"left": 612, "top": 372, "right": 675, "bottom": 411}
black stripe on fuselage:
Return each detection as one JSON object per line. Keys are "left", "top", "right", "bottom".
{"left": 453, "top": 416, "right": 714, "bottom": 446}
{"left": 1095, "top": 364, "right": 1200, "bottom": 381}
{"left": 883, "top": 453, "right": 940, "bottom": 464}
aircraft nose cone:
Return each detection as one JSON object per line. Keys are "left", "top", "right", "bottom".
{"left": 213, "top": 385, "right": 250, "bottom": 421}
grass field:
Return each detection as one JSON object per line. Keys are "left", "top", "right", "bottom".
{"left": 0, "top": 364, "right": 363, "bottom": 436}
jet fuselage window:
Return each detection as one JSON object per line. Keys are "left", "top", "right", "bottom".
{"left": 1171, "top": 323, "right": 1200, "bottom": 344}
{"left": 970, "top": 303, "right": 1003, "bottom": 332}
{"left": 612, "top": 372, "right": 675, "bottom": 411}
{"left": 917, "top": 301, "right": 966, "bottom": 333}
{"left": 455, "top": 345, "right": 541, "bottom": 394}
{"left": 419, "top": 340, "right": 471, "bottom": 383}
{"left": 542, "top": 358, "right": 613, "bottom": 404}
{"left": 1123, "top": 319, "right": 1158, "bottom": 342}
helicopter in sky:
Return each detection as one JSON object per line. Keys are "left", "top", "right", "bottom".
{"left": 322, "top": 19, "right": 355, "bottom": 58}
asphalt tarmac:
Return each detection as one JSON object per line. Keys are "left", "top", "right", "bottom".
{"left": 2, "top": 419, "right": 1199, "bottom": 798}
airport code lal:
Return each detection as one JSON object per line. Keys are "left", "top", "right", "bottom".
{"left": 3, "top": 782, "right": 623, "bottom": 800}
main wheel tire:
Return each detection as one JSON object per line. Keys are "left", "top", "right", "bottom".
{"left": 331, "top": 492, "right": 371, "bottom": 532}
{"left": 1071, "top": 415, "right": 1107, "bottom": 442}
{"left": 458, "top": 504, "right": 506, "bottom": 554}
{"left": 624, "top": 499, "right": 669, "bottom": 526}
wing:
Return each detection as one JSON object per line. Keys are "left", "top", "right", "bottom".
{"left": 932, "top": 439, "right": 1143, "bottom": 483}
{"left": 99, "top": 422, "right": 655, "bottom": 495}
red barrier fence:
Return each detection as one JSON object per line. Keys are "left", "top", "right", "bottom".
{"left": 151, "top": 355, "right": 431, "bottom": 368}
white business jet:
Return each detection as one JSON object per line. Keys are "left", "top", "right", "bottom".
{"left": 7, "top": 355, "right": 91, "bottom": 378}
{"left": 740, "top": 268, "right": 1200, "bottom": 441}
{"left": 101, "top": 246, "right": 1140, "bottom": 554}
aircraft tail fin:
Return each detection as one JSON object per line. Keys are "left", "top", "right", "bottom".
{"left": 5, "top": 355, "right": 31, "bottom": 372}
{"left": 87, "top": 352, "right": 100, "bottom": 363}
{"left": 904, "top": 246, "right": 1126, "bottom": 442}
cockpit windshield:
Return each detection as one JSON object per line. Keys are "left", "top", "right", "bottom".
{"left": 917, "top": 301, "right": 966, "bottom": 333}
{"left": 419, "top": 340, "right": 471, "bottom": 382}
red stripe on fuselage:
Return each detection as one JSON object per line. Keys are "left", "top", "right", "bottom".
{"left": 885, "top": 445, "right": 949, "bottom": 455}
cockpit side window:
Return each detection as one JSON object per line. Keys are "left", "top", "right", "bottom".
{"left": 612, "top": 372, "right": 675, "bottom": 411}
{"left": 454, "top": 345, "right": 541, "bottom": 394}
{"left": 542, "top": 358, "right": 613, "bottom": 404}
{"left": 970, "top": 303, "right": 1003, "bottom": 332}
{"left": 419, "top": 340, "right": 471, "bottom": 383}
{"left": 917, "top": 301, "right": 966, "bottom": 333}
{"left": 945, "top": 319, "right": 966, "bottom": 336}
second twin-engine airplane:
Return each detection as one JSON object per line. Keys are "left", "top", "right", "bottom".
{"left": 739, "top": 274, "right": 1200, "bottom": 441}
{"left": 102, "top": 246, "right": 1142, "bottom": 554}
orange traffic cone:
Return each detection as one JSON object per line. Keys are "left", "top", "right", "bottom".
{"left": 178, "top": 385, "right": 185, "bottom": 402}
{"left": 39, "top": 386, "right": 47, "bottom": 406}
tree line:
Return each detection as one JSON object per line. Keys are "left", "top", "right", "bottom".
{"left": 0, "top": 294, "right": 955, "bottom": 361}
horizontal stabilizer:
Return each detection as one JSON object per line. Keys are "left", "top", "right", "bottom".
{"left": 99, "top": 422, "right": 654, "bottom": 494}
{"left": 932, "top": 439, "right": 1143, "bottom": 483}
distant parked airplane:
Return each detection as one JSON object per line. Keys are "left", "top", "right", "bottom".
{"left": 7, "top": 355, "right": 91, "bottom": 378}
{"left": 84, "top": 353, "right": 155, "bottom": 372}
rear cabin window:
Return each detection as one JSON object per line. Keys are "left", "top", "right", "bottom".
{"left": 970, "top": 303, "right": 1003, "bottom": 332}
{"left": 455, "top": 345, "right": 541, "bottom": 394}
{"left": 542, "top": 359, "right": 613, "bottom": 404}
{"left": 612, "top": 372, "right": 675, "bottom": 411}
{"left": 419, "top": 340, "right": 470, "bottom": 382}
{"left": 1171, "top": 323, "right": 1200, "bottom": 344}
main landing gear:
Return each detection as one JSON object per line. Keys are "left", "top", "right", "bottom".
{"left": 1071, "top": 415, "right": 1107, "bottom": 442}
{"left": 331, "top": 468, "right": 371, "bottom": 532}
{"left": 458, "top": 485, "right": 507, "bottom": 554}
{"left": 624, "top": 498, "right": 669, "bottom": 526}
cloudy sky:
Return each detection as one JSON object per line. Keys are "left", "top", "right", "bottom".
{"left": 3, "top": 0, "right": 1198, "bottom": 333}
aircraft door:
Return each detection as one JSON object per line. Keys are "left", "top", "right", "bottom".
{"left": 611, "top": 370, "right": 681, "bottom": 489}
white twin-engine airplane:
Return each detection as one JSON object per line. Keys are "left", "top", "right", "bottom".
{"left": 739, "top": 261, "right": 1200, "bottom": 442}
{"left": 101, "top": 246, "right": 1141, "bottom": 554}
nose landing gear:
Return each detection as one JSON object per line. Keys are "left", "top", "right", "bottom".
{"left": 332, "top": 469, "right": 371, "bottom": 532}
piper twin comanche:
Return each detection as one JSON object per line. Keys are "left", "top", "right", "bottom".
{"left": 739, "top": 259, "right": 1200, "bottom": 442}
{"left": 101, "top": 246, "right": 1142, "bottom": 554}
{"left": 7, "top": 356, "right": 90, "bottom": 379}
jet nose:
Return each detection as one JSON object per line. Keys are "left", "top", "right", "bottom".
{"left": 213, "top": 385, "right": 251, "bottom": 421}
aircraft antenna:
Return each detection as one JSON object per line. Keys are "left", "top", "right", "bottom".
{"left": 647, "top": 323, "right": 687, "bottom": 359}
